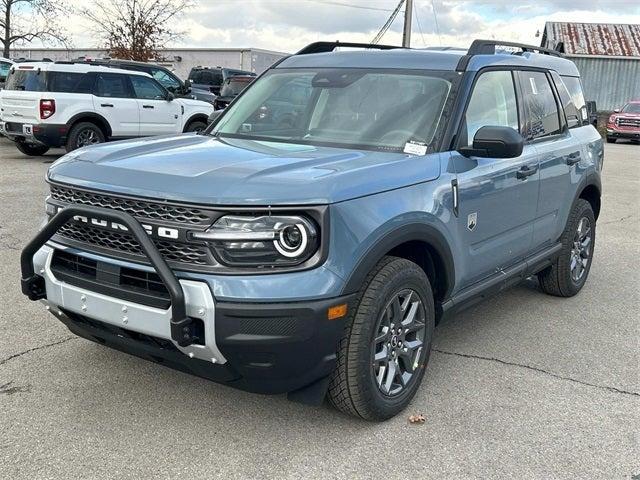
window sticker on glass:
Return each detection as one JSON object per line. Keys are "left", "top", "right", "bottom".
{"left": 529, "top": 77, "right": 538, "bottom": 95}
{"left": 403, "top": 141, "right": 427, "bottom": 156}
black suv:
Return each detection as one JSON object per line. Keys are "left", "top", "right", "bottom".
{"left": 188, "top": 66, "right": 256, "bottom": 95}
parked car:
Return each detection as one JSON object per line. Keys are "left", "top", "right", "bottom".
{"left": 21, "top": 40, "right": 602, "bottom": 421}
{"left": 77, "top": 58, "right": 216, "bottom": 105}
{"left": 606, "top": 101, "right": 640, "bottom": 143}
{"left": 213, "top": 75, "right": 255, "bottom": 110}
{"left": 0, "top": 61, "right": 213, "bottom": 156}
{"left": 0, "top": 56, "right": 13, "bottom": 89}
{"left": 188, "top": 66, "right": 256, "bottom": 96}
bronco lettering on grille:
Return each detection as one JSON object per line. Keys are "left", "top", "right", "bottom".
{"left": 72, "top": 215, "right": 179, "bottom": 239}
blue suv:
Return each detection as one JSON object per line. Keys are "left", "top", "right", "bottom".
{"left": 21, "top": 40, "right": 603, "bottom": 420}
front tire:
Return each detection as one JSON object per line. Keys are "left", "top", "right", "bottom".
{"left": 15, "top": 142, "right": 49, "bottom": 156}
{"left": 538, "top": 199, "right": 595, "bottom": 297}
{"left": 65, "top": 122, "right": 106, "bottom": 152}
{"left": 185, "top": 120, "right": 207, "bottom": 133}
{"left": 328, "top": 256, "right": 434, "bottom": 421}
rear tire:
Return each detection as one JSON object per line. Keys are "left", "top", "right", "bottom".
{"left": 185, "top": 120, "right": 207, "bottom": 133}
{"left": 15, "top": 142, "right": 49, "bottom": 156}
{"left": 606, "top": 137, "right": 616, "bottom": 143}
{"left": 328, "top": 256, "right": 434, "bottom": 421}
{"left": 65, "top": 122, "right": 106, "bottom": 152}
{"left": 538, "top": 199, "right": 595, "bottom": 297}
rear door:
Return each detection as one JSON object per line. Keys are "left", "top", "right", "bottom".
{"left": 129, "top": 74, "right": 181, "bottom": 135}
{"left": 93, "top": 72, "right": 139, "bottom": 137}
{"left": 451, "top": 69, "right": 540, "bottom": 287}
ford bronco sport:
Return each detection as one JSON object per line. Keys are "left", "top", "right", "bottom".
{"left": 20, "top": 40, "right": 603, "bottom": 421}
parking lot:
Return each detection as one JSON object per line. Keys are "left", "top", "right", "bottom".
{"left": 0, "top": 137, "right": 638, "bottom": 479}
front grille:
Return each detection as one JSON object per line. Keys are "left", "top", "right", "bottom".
{"left": 56, "top": 223, "right": 211, "bottom": 266}
{"left": 616, "top": 117, "right": 640, "bottom": 128}
{"left": 50, "top": 185, "right": 214, "bottom": 226}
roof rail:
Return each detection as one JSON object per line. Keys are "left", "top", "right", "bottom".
{"left": 296, "top": 41, "right": 401, "bottom": 55}
{"left": 14, "top": 58, "right": 53, "bottom": 63}
{"left": 456, "top": 39, "right": 564, "bottom": 71}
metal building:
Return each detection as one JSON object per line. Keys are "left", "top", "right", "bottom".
{"left": 9, "top": 47, "right": 287, "bottom": 79}
{"left": 540, "top": 22, "right": 640, "bottom": 111}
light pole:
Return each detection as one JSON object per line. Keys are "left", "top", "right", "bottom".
{"left": 402, "top": 0, "right": 413, "bottom": 47}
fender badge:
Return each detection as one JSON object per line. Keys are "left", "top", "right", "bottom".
{"left": 467, "top": 212, "right": 477, "bottom": 231}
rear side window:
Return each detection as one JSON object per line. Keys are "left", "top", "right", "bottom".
{"left": 518, "top": 71, "right": 561, "bottom": 140}
{"left": 4, "top": 69, "right": 47, "bottom": 91}
{"left": 463, "top": 70, "right": 519, "bottom": 146}
{"left": 49, "top": 72, "right": 95, "bottom": 94}
{"left": 561, "top": 76, "right": 587, "bottom": 125}
{"left": 94, "top": 73, "right": 131, "bottom": 98}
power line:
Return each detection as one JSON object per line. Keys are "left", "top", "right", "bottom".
{"left": 431, "top": 0, "right": 442, "bottom": 46}
{"left": 414, "top": 2, "right": 426, "bottom": 46}
{"left": 303, "top": 0, "right": 395, "bottom": 12}
{"left": 371, "top": 0, "right": 406, "bottom": 45}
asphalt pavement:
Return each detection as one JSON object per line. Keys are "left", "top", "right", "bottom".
{"left": 0, "top": 137, "right": 638, "bottom": 479}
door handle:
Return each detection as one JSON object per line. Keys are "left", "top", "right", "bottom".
{"left": 100, "top": 103, "right": 114, "bottom": 107}
{"left": 143, "top": 105, "right": 154, "bottom": 109}
{"left": 516, "top": 165, "right": 538, "bottom": 180}
{"left": 566, "top": 151, "right": 581, "bottom": 166}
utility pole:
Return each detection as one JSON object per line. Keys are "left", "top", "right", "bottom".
{"left": 402, "top": 0, "right": 413, "bottom": 47}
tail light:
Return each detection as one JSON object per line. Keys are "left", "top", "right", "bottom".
{"left": 40, "top": 99, "right": 56, "bottom": 119}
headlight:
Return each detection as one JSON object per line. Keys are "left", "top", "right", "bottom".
{"left": 192, "top": 214, "right": 319, "bottom": 267}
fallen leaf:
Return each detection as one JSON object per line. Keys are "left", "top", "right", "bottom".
{"left": 408, "top": 414, "right": 426, "bottom": 424}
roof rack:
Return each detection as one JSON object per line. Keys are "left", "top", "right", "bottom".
{"left": 296, "top": 41, "right": 402, "bottom": 55}
{"left": 456, "top": 39, "right": 564, "bottom": 71}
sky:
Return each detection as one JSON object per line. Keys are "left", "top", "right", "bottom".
{"left": 59, "top": 0, "right": 640, "bottom": 53}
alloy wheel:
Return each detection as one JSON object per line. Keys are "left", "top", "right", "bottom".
{"left": 570, "top": 216, "right": 592, "bottom": 282}
{"left": 77, "top": 129, "right": 100, "bottom": 147}
{"left": 372, "top": 288, "right": 426, "bottom": 396}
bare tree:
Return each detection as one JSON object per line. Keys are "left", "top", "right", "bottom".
{"left": 0, "top": 0, "right": 70, "bottom": 57}
{"left": 82, "top": 0, "right": 192, "bottom": 61}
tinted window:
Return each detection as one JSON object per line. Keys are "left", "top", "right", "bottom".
{"left": 519, "top": 71, "right": 561, "bottom": 140}
{"left": 94, "top": 73, "right": 131, "bottom": 98}
{"left": 151, "top": 68, "right": 181, "bottom": 90}
{"left": 190, "top": 69, "right": 223, "bottom": 86}
{"left": 464, "top": 70, "right": 519, "bottom": 146}
{"left": 561, "top": 76, "right": 587, "bottom": 125}
{"left": 130, "top": 75, "right": 166, "bottom": 99}
{"left": 4, "top": 69, "right": 47, "bottom": 91}
{"left": 550, "top": 71, "right": 580, "bottom": 128}
{"left": 49, "top": 72, "right": 94, "bottom": 94}
{"left": 0, "top": 61, "right": 11, "bottom": 80}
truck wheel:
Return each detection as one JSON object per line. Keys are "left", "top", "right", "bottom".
{"left": 15, "top": 142, "right": 49, "bottom": 156}
{"left": 66, "top": 122, "right": 105, "bottom": 152}
{"left": 185, "top": 120, "right": 207, "bottom": 133}
{"left": 606, "top": 137, "right": 616, "bottom": 143}
{"left": 328, "top": 256, "right": 434, "bottom": 421}
{"left": 538, "top": 199, "right": 595, "bottom": 297}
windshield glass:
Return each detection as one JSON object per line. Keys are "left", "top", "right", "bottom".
{"left": 621, "top": 103, "right": 640, "bottom": 114}
{"left": 5, "top": 68, "right": 47, "bottom": 91}
{"left": 211, "top": 68, "right": 454, "bottom": 151}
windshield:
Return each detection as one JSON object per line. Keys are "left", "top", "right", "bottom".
{"left": 5, "top": 68, "right": 47, "bottom": 91}
{"left": 211, "top": 68, "right": 454, "bottom": 152}
{"left": 621, "top": 103, "right": 640, "bottom": 114}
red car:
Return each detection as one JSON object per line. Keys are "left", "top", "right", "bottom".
{"left": 607, "top": 101, "right": 640, "bottom": 143}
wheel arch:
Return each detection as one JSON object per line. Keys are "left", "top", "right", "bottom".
{"left": 183, "top": 113, "right": 209, "bottom": 132}
{"left": 578, "top": 182, "right": 601, "bottom": 220}
{"left": 66, "top": 113, "right": 112, "bottom": 138}
{"left": 342, "top": 223, "right": 455, "bottom": 308}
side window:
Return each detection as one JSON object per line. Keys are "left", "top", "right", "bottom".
{"left": 561, "top": 75, "right": 588, "bottom": 125}
{"left": 518, "top": 71, "right": 562, "bottom": 140}
{"left": 130, "top": 75, "right": 167, "bottom": 100}
{"left": 464, "top": 70, "right": 519, "bottom": 146}
{"left": 49, "top": 72, "right": 94, "bottom": 94}
{"left": 94, "top": 73, "right": 131, "bottom": 98}
{"left": 550, "top": 71, "right": 580, "bottom": 128}
{"left": 151, "top": 69, "right": 180, "bottom": 90}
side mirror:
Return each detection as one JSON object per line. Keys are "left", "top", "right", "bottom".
{"left": 458, "top": 126, "right": 524, "bottom": 159}
{"left": 166, "top": 92, "right": 175, "bottom": 101}
{"left": 208, "top": 109, "right": 223, "bottom": 124}
{"left": 614, "top": 108, "right": 620, "bottom": 113}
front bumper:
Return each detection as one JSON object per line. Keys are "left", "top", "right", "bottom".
{"left": 606, "top": 127, "right": 640, "bottom": 140}
{"left": 1, "top": 121, "right": 68, "bottom": 147}
{"left": 22, "top": 206, "right": 353, "bottom": 398}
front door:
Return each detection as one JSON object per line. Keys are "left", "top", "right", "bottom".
{"left": 129, "top": 75, "right": 181, "bottom": 136}
{"left": 452, "top": 69, "right": 539, "bottom": 288}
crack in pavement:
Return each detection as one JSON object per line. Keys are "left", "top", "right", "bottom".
{"left": 600, "top": 213, "right": 634, "bottom": 225}
{"left": 433, "top": 348, "right": 640, "bottom": 398}
{"left": 0, "top": 336, "right": 76, "bottom": 367}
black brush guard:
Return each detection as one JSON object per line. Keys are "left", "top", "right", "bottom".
{"left": 20, "top": 205, "right": 198, "bottom": 347}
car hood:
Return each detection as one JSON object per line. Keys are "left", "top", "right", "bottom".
{"left": 48, "top": 134, "right": 442, "bottom": 205}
